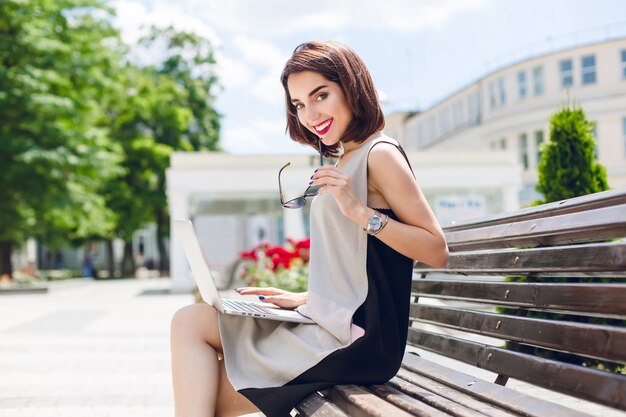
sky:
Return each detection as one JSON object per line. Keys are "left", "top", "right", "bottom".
{"left": 110, "top": 0, "right": 626, "bottom": 155}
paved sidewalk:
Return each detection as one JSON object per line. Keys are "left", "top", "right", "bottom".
{"left": 0, "top": 278, "right": 210, "bottom": 417}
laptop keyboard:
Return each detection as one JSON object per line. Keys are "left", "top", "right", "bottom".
{"left": 221, "top": 298, "right": 278, "bottom": 316}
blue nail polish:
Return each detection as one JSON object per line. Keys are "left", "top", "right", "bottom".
{"left": 259, "top": 295, "right": 265, "bottom": 300}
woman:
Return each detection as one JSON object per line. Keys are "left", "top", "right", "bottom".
{"left": 170, "top": 40, "right": 448, "bottom": 417}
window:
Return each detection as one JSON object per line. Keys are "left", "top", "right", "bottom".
{"left": 519, "top": 134, "right": 529, "bottom": 170}
{"left": 560, "top": 59, "right": 573, "bottom": 88}
{"left": 581, "top": 55, "right": 596, "bottom": 85}
{"left": 439, "top": 109, "right": 450, "bottom": 134}
{"left": 452, "top": 101, "right": 464, "bottom": 128}
{"left": 533, "top": 66, "right": 544, "bottom": 95}
{"left": 498, "top": 77, "right": 506, "bottom": 105}
{"left": 488, "top": 81, "right": 497, "bottom": 109}
{"left": 623, "top": 118, "right": 626, "bottom": 158}
{"left": 467, "top": 91, "right": 481, "bottom": 125}
{"left": 535, "top": 130, "right": 544, "bottom": 165}
{"left": 518, "top": 71, "right": 527, "bottom": 99}
{"left": 621, "top": 50, "right": 626, "bottom": 78}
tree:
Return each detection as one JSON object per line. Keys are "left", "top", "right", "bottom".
{"left": 104, "top": 65, "right": 187, "bottom": 276}
{"left": 133, "top": 26, "right": 221, "bottom": 274}
{"left": 536, "top": 103, "right": 609, "bottom": 203}
{"left": 0, "top": 0, "right": 125, "bottom": 275}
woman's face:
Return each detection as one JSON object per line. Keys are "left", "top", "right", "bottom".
{"left": 287, "top": 71, "right": 353, "bottom": 147}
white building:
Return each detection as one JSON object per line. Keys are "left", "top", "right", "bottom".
{"left": 166, "top": 150, "right": 521, "bottom": 292}
{"left": 390, "top": 37, "right": 626, "bottom": 205}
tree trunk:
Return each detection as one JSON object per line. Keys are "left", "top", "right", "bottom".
{"left": 105, "top": 239, "right": 115, "bottom": 278}
{"left": 0, "top": 241, "right": 13, "bottom": 277}
{"left": 156, "top": 208, "right": 169, "bottom": 275}
{"left": 121, "top": 240, "right": 135, "bottom": 277}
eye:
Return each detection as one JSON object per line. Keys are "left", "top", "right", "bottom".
{"left": 294, "top": 103, "right": 304, "bottom": 110}
{"left": 316, "top": 93, "right": 327, "bottom": 101}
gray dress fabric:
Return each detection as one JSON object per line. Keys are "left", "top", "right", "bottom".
{"left": 217, "top": 132, "right": 399, "bottom": 391}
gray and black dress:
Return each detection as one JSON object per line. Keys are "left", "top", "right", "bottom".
{"left": 217, "top": 133, "right": 414, "bottom": 417}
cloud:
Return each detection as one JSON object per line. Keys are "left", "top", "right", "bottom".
{"left": 177, "top": 0, "right": 488, "bottom": 35}
{"left": 232, "top": 37, "right": 288, "bottom": 71}
{"left": 221, "top": 118, "right": 301, "bottom": 154}
{"left": 110, "top": 0, "right": 221, "bottom": 47}
{"left": 215, "top": 55, "right": 253, "bottom": 90}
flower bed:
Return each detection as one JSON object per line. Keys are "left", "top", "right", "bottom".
{"left": 237, "top": 238, "right": 310, "bottom": 293}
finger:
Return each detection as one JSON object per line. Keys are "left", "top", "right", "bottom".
{"left": 236, "top": 287, "right": 282, "bottom": 296}
{"left": 259, "top": 296, "right": 295, "bottom": 309}
{"left": 311, "top": 169, "right": 345, "bottom": 181}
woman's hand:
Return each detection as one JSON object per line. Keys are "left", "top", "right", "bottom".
{"left": 310, "top": 166, "right": 365, "bottom": 219}
{"left": 234, "top": 287, "right": 307, "bottom": 310}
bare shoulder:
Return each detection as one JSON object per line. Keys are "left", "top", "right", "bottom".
{"left": 367, "top": 141, "right": 413, "bottom": 187}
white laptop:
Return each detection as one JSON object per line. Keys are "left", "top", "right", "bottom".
{"left": 174, "top": 219, "right": 314, "bottom": 324}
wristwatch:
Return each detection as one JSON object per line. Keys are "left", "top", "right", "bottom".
{"left": 364, "top": 211, "right": 389, "bottom": 236}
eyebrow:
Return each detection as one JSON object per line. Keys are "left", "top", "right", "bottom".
{"left": 291, "top": 85, "right": 328, "bottom": 103}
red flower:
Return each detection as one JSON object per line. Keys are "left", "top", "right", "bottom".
{"left": 266, "top": 246, "right": 298, "bottom": 258}
{"left": 239, "top": 248, "right": 258, "bottom": 261}
{"left": 295, "top": 238, "right": 310, "bottom": 250}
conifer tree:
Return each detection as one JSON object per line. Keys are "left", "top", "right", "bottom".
{"left": 536, "top": 103, "right": 609, "bottom": 203}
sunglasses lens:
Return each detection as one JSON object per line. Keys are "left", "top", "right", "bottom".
{"left": 282, "top": 197, "right": 307, "bottom": 209}
{"left": 303, "top": 184, "right": 323, "bottom": 197}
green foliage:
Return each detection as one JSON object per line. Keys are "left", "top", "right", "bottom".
{"left": 0, "top": 0, "right": 124, "bottom": 256}
{"left": 0, "top": 3, "right": 222, "bottom": 276}
{"left": 535, "top": 104, "right": 609, "bottom": 203}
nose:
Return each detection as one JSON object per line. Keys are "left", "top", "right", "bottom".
{"left": 304, "top": 105, "right": 320, "bottom": 126}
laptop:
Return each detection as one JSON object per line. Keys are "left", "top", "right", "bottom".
{"left": 174, "top": 219, "right": 314, "bottom": 324}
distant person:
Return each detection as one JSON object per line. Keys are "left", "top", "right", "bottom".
{"left": 83, "top": 252, "right": 95, "bottom": 279}
{"left": 170, "top": 41, "right": 449, "bottom": 417}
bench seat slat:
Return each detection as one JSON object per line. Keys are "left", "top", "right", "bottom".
{"left": 410, "top": 304, "right": 626, "bottom": 363}
{"left": 444, "top": 188, "right": 626, "bottom": 232}
{"left": 368, "top": 383, "right": 453, "bottom": 417}
{"left": 411, "top": 280, "right": 626, "bottom": 318}
{"left": 444, "top": 204, "right": 626, "bottom": 251}
{"left": 400, "top": 353, "right": 595, "bottom": 417}
{"left": 328, "top": 385, "right": 415, "bottom": 417}
{"left": 407, "top": 328, "right": 626, "bottom": 411}
{"left": 415, "top": 242, "right": 626, "bottom": 276}
{"left": 390, "top": 373, "right": 519, "bottom": 417}
{"left": 296, "top": 392, "right": 350, "bottom": 417}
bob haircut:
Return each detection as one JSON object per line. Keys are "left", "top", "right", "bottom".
{"left": 280, "top": 41, "right": 385, "bottom": 157}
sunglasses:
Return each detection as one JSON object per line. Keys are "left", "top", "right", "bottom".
{"left": 278, "top": 140, "right": 324, "bottom": 209}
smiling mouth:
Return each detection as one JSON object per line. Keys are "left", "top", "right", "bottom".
{"left": 314, "top": 119, "right": 333, "bottom": 136}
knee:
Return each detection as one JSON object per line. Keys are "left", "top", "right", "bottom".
{"left": 170, "top": 303, "right": 217, "bottom": 339}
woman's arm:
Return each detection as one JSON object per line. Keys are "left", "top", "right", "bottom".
{"left": 312, "top": 142, "right": 448, "bottom": 268}
{"left": 355, "top": 143, "right": 448, "bottom": 267}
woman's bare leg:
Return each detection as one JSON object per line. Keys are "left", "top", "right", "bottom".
{"left": 170, "top": 304, "right": 260, "bottom": 417}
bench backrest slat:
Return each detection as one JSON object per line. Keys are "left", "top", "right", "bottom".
{"left": 416, "top": 242, "right": 626, "bottom": 276}
{"left": 412, "top": 280, "right": 626, "bottom": 317}
{"left": 407, "top": 328, "right": 626, "bottom": 411}
{"left": 445, "top": 204, "right": 626, "bottom": 251}
{"left": 445, "top": 188, "right": 626, "bottom": 232}
{"left": 410, "top": 304, "right": 626, "bottom": 363}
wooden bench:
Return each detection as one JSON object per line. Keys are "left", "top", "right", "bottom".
{"left": 294, "top": 188, "right": 626, "bottom": 417}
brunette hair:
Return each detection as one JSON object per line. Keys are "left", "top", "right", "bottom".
{"left": 280, "top": 41, "right": 385, "bottom": 157}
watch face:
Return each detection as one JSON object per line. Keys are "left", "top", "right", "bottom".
{"left": 369, "top": 214, "right": 382, "bottom": 230}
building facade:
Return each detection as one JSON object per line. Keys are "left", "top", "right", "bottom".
{"left": 166, "top": 150, "right": 521, "bottom": 292}
{"left": 391, "top": 37, "right": 626, "bottom": 205}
